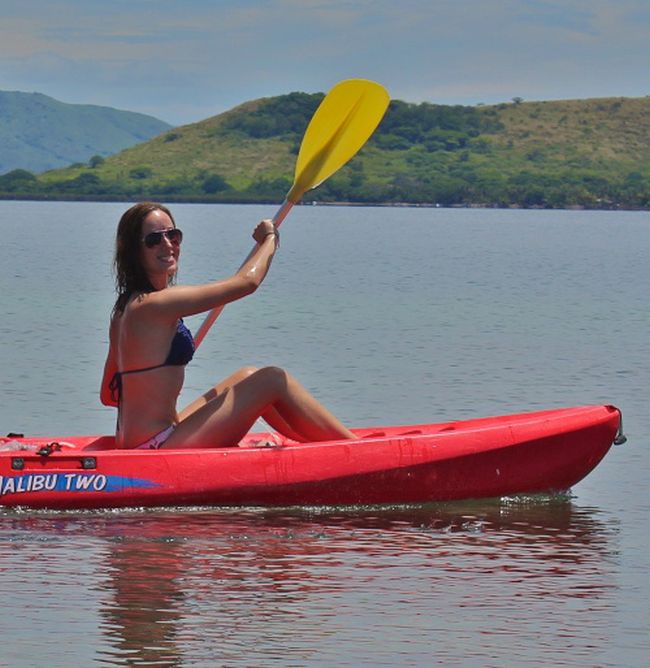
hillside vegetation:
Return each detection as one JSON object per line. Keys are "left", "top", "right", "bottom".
{"left": 0, "top": 90, "right": 171, "bottom": 174}
{"left": 2, "top": 92, "right": 649, "bottom": 208}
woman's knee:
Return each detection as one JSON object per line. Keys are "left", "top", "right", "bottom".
{"left": 224, "top": 366, "right": 291, "bottom": 400}
{"left": 255, "top": 366, "right": 290, "bottom": 391}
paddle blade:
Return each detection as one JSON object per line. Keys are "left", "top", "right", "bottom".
{"left": 286, "top": 79, "right": 389, "bottom": 203}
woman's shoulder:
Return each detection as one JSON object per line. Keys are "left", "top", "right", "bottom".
{"left": 122, "top": 290, "right": 157, "bottom": 314}
{"left": 123, "top": 289, "right": 181, "bottom": 327}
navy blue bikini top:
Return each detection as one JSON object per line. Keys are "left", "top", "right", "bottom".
{"left": 109, "top": 319, "right": 195, "bottom": 402}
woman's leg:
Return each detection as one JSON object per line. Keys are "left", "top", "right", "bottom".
{"left": 178, "top": 367, "right": 305, "bottom": 441}
{"left": 165, "top": 366, "right": 356, "bottom": 449}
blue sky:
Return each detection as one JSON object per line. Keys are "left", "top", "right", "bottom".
{"left": 1, "top": 0, "right": 649, "bottom": 126}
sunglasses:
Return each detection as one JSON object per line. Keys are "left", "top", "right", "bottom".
{"left": 142, "top": 228, "right": 183, "bottom": 248}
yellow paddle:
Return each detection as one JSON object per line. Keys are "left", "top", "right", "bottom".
{"left": 193, "top": 79, "right": 390, "bottom": 348}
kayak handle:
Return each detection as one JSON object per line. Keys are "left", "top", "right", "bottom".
{"left": 614, "top": 409, "right": 627, "bottom": 446}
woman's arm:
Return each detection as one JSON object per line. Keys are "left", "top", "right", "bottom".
{"left": 100, "top": 317, "right": 119, "bottom": 406}
{"left": 143, "top": 220, "right": 279, "bottom": 320}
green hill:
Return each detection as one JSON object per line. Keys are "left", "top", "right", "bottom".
{"left": 0, "top": 90, "right": 172, "bottom": 174}
{"left": 2, "top": 92, "right": 649, "bottom": 208}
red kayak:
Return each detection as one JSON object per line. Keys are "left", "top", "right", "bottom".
{"left": 0, "top": 405, "right": 624, "bottom": 510}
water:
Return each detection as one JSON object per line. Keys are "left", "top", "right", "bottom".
{"left": 1, "top": 201, "right": 649, "bottom": 666}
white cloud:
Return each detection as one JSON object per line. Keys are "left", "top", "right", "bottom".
{"left": 1, "top": 0, "right": 648, "bottom": 124}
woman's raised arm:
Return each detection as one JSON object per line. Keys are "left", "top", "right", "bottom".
{"left": 140, "top": 219, "right": 279, "bottom": 321}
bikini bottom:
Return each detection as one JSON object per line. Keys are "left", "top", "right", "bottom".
{"left": 135, "top": 424, "right": 176, "bottom": 450}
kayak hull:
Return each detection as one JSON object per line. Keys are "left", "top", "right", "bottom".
{"left": 0, "top": 405, "right": 622, "bottom": 510}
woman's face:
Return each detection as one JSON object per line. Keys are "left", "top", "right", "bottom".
{"left": 140, "top": 209, "right": 180, "bottom": 282}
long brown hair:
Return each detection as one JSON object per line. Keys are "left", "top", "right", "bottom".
{"left": 113, "top": 202, "right": 177, "bottom": 314}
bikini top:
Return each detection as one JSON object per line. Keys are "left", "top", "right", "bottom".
{"left": 109, "top": 319, "right": 195, "bottom": 403}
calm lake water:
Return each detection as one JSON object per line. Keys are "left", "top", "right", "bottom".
{"left": 1, "top": 201, "right": 649, "bottom": 666}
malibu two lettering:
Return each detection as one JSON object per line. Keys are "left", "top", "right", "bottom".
{"left": 0, "top": 473, "right": 109, "bottom": 496}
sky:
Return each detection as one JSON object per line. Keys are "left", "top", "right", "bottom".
{"left": 1, "top": 0, "right": 649, "bottom": 127}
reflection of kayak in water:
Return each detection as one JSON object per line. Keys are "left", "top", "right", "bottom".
{"left": 0, "top": 404, "right": 624, "bottom": 510}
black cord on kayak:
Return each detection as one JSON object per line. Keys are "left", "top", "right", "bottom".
{"left": 37, "top": 442, "right": 64, "bottom": 457}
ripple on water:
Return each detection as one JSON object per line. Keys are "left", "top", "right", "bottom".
{"left": 0, "top": 497, "right": 622, "bottom": 666}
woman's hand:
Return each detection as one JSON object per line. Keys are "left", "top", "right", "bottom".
{"left": 252, "top": 219, "right": 279, "bottom": 245}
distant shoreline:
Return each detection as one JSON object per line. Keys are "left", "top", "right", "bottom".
{"left": 0, "top": 194, "right": 647, "bottom": 211}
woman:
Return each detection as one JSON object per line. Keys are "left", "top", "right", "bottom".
{"left": 101, "top": 201, "right": 356, "bottom": 449}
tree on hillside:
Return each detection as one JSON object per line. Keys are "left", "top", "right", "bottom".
{"left": 0, "top": 169, "right": 37, "bottom": 193}
{"left": 222, "top": 92, "right": 323, "bottom": 138}
{"left": 202, "top": 174, "right": 229, "bottom": 194}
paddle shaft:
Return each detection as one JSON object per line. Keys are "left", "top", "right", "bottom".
{"left": 192, "top": 199, "right": 293, "bottom": 350}
{"left": 191, "top": 79, "right": 389, "bottom": 349}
